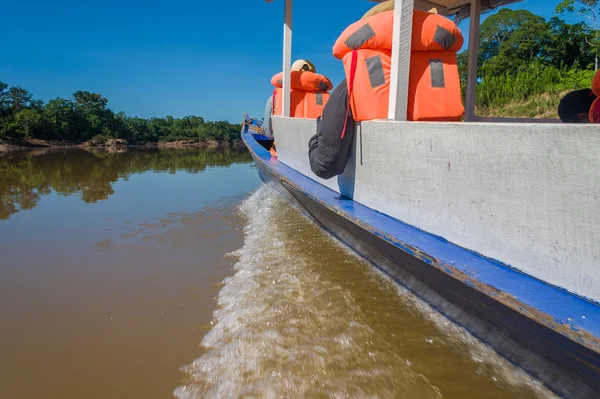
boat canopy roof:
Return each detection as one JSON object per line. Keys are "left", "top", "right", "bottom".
{"left": 265, "top": 0, "right": 523, "bottom": 22}
{"left": 414, "top": 0, "right": 521, "bottom": 20}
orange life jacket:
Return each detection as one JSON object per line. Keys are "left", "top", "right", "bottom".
{"left": 589, "top": 97, "right": 600, "bottom": 123}
{"left": 333, "top": 10, "right": 464, "bottom": 122}
{"left": 271, "top": 71, "right": 332, "bottom": 119}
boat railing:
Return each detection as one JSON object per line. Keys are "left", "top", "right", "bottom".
{"left": 474, "top": 117, "right": 561, "bottom": 124}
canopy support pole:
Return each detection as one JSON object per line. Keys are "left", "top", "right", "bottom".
{"left": 282, "top": 0, "right": 293, "bottom": 117}
{"left": 388, "top": 0, "right": 414, "bottom": 121}
{"left": 465, "top": 0, "right": 481, "bottom": 122}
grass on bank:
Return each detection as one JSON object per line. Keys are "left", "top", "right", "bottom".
{"left": 474, "top": 63, "right": 594, "bottom": 119}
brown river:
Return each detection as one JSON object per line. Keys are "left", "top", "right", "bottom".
{"left": 0, "top": 148, "right": 556, "bottom": 399}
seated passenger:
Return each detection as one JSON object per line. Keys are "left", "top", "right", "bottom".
{"left": 262, "top": 60, "right": 332, "bottom": 138}
{"left": 309, "top": 3, "right": 464, "bottom": 179}
{"left": 558, "top": 89, "right": 596, "bottom": 123}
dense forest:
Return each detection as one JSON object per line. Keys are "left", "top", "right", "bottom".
{"left": 459, "top": 1, "right": 600, "bottom": 117}
{"left": 0, "top": 84, "right": 242, "bottom": 145}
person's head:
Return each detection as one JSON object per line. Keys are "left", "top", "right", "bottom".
{"left": 361, "top": 0, "right": 438, "bottom": 19}
{"left": 291, "top": 59, "right": 316, "bottom": 73}
{"left": 361, "top": 0, "right": 394, "bottom": 19}
{"left": 558, "top": 89, "right": 596, "bottom": 123}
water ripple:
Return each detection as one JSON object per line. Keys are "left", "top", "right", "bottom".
{"left": 175, "top": 185, "right": 556, "bottom": 399}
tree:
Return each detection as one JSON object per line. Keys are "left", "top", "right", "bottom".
{"left": 13, "top": 109, "right": 43, "bottom": 138}
{"left": 7, "top": 86, "right": 33, "bottom": 114}
{"left": 478, "top": 9, "right": 552, "bottom": 76}
{"left": 44, "top": 98, "right": 82, "bottom": 140}
{"left": 548, "top": 17, "right": 595, "bottom": 69}
{"left": 73, "top": 91, "right": 114, "bottom": 139}
{"left": 0, "top": 82, "right": 9, "bottom": 115}
{"left": 457, "top": 51, "right": 469, "bottom": 100}
{"left": 556, "top": 0, "right": 600, "bottom": 70}
{"left": 124, "top": 116, "right": 152, "bottom": 142}
{"left": 30, "top": 98, "right": 45, "bottom": 111}
{"left": 73, "top": 91, "right": 108, "bottom": 112}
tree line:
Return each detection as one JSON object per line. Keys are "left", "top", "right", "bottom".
{"left": 459, "top": 1, "right": 600, "bottom": 116}
{"left": 0, "top": 83, "right": 242, "bottom": 144}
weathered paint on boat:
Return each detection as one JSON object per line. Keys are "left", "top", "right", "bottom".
{"left": 241, "top": 127, "right": 600, "bottom": 399}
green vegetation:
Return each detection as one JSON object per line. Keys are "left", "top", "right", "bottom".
{"left": 0, "top": 85, "right": 242, "bottom": 144}
{"left": 476, "top": 64, "right": 594, "bottom": 118}
{"left": 458, "top": 4, "right": 600, "bottom": 118}
{"left": 556, "top": 0, "right": 600, "bottom": 70}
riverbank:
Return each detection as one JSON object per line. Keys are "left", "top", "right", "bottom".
{"left": 0, "top": 137, "right": 245, "bottom": 152}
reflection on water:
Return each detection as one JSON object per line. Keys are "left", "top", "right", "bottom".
{"left": 0, "top": 147, "right": 258, "bottom": 399}
{"left": 176, "top": 186, "right": 556, "bottom": 399}
{"left": 0, "top": 147, "right": 252, "bottom": 219}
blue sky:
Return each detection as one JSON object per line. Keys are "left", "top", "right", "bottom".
{"left": 0, "top": 0, "right": 579, "bottom": 122}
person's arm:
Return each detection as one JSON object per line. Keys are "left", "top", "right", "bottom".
{"left": 308, "top": 79, "right": 356, "bottom": 179}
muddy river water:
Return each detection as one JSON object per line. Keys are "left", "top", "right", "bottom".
{"left": 0, "top": 148, "right": 556, "bottom": 398}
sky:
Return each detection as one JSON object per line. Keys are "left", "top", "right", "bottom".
{"left": 0, "top": 0, "right": 581, "bottom": 122}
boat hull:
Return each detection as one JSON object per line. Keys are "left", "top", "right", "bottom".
{"left": 242, "top": 129, "right": 600, "bottom": 399}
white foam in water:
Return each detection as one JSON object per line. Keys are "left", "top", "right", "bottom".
{"left": 174, "top": 185, "right": 557, "bottom": 399}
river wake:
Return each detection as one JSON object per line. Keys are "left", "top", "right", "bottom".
{"left": 174, "top": 185, "right": 556, "bottom": 399}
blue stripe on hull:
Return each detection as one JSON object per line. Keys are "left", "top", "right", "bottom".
{"left": 242, "top": 129, "right": 600, "bottom": 398}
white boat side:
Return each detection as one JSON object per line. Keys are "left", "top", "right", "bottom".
{"left": 273, "top": 116, "right": 600, "bottom": 303}
{"left": 265, "top": 0, "right": 600, "bottom": 299}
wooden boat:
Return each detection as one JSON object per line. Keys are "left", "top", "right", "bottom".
{"left": 243, "top": 1, "right": 600, "bottom": 397}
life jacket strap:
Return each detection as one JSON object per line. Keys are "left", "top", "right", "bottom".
{"left": 341, "top": 50, "right": 358, "bottom": 138}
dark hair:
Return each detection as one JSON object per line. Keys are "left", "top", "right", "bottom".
{"left": 558, "top": 89, "right": 596, "bottom": 123}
